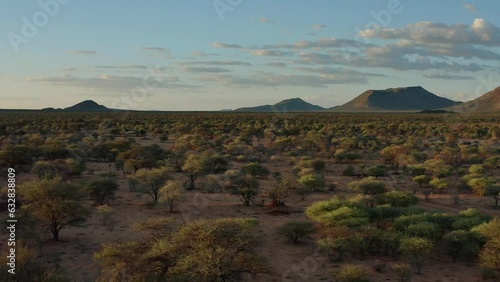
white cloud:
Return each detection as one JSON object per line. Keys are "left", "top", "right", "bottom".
{"left": 92, "top": 65, "right": 148, "bottom": 70}
{"left": 69, "top": 50, "right": 97, "bottom": 55}
{"left": 252, "top": 50, "right": 291, "bottom": 57}
{"left": 181, "top": 60, "right": 251, "bottom": 66}
{"left": 423, "top": 73, "right": 474, "bottom": 80}
{"left": 359, "top": 19, "right": 500, "bottom": 46}
{"left": 259, "top": 17, "right": 274, "bottom": 24}
{"left": 296, "top": 66, "right": 386, "bottom": 77}
{"left": 183, "top": 66, "right": 231, "bottom": 73}
{"left": 213, "top": 42, "right": 243, "bottom": 49}
{"left": 138, "top": 47, "right": 173, "bottom": 58}
{"left": 29, "top": 74, "right": 196, "bottom": 91}
{"left": 200, "top": 72, "right": 368, "bottom": 88}
{"left": 312, "top": 24, "right": 327, "bottom": 30}
{"left": 465, "top": 3, "right": 478, "bottom": 13}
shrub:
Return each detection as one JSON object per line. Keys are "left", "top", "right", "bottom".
{"left": 377, "top": 191, "right": 418, "bottom": 207}
{"left": 277, "top": 221, "right": 315, "bottom": 244}
{"left": 335, "top": 264, "right": 370, "bottom": 282}
{"left": 390, "top": 263, "right": 412, "bottom": 282}
{"left": 373, "top": 260, "right": 387, "bottom": 273}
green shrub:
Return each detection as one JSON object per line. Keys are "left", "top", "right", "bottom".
{"left": 335, "top": 264, "right": 370, "bottom": 282}
{"left": 277, "top": 220, "right": 315, "bottom": 244}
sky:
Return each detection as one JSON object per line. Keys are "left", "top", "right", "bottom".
{"left": 1, "top": 0, "right": 500, "bottom": 111}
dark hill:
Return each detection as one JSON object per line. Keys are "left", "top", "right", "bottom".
{"left": 234, "top": 98, "right": 325, "bottom": 112}
{"left": 63, "top": 100, "right": 111, "bottom": 112}
{"left": 330, "top": 86, "right": 460, "bottom": 112}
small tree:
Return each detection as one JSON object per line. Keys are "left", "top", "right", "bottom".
{"left": 467, "top": 177, "right": 491, "bottom": 197}
{"left": 349, "top": 177, "right": 387, "bottom": 195}
{"left": 399, "top": 237, "right": 433, "bottom": 274}
{"left": 487, "top": 186, "right": 500, "bottom": 207}
{"left": 349, "top": 177, "right": 387, "bottom": 207}
{"left": 277, "top": 221, "right": 315, "bottom": 244}
{"left": 469, "top": 164, "right": 485, "bottom": 175}
{"left": 132, "top": 166, "right": 173, "bottom": 204}
{"left": 86, "top": 178, "right": 119, "bottom": 205}
{"left": 31, "top": 160, "right": 55, "bottom": 179}
{"left": 19, "top": 178, "right": 90, "bottom": 241}
{"left": 182, "top": 154, "right": 208, "bottom": 190}
{"left": 159, "top": 181, "right": 183, "bottom": 212}
{"left": 429, "top": 177, "right": 449, "bottom": 193}
{"left": 443, "top": 230, "right": 482, "bottom": 262}
{"left": 269, "top": 178, "right": 293, "bottom": 207}
{"left": 473, "top": 218, "right": 500, "bottom": 271}
{"left": 377, "top": 191, "right": 418, "bottom": 207}
{"left": 390, "top": 263, "right": 412, "bottom": 282}
{"left": 65, "top": 158, "right": 86, "bottom": 178}
{"left": 366, "top": 165, "right": 388, "bottom": 178}
{"left": 233, "top": 178, "right": 260, "bottom": 206}
{"left": 413, "top": 175, "right": 430, "bottom": 188}
{"left": 241, "top": 162, "right": 270, "bottom": 179}
{"left": 424, "top": 159, "right": 451, "bottom": 178}
{"left": 298, "top": 173, "right": 325, "bottom": 195}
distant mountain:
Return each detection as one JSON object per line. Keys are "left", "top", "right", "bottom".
{"left": 443, "top": 86, "right": 500, "bottom": 113}
{"left": 234, "top": 98, "right": 325, "bottom": 112}
{"left": 63, "top": 100, "right": 111, "bottom": 112}
{"left": 330, "top": 86, "right": 461, "bottom": 112}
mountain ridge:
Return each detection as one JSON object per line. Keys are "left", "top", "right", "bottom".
{"left": 329, "top": 86, "right": 461, "bottom": 112}
{"left": 442, "top": 86, "right": 500, "bottom": 112}
{"left": 1, "top": 86, "right": 499, "bottom": 113}
{"left": 233, "top": 98, "right": 325, "bottom": 112}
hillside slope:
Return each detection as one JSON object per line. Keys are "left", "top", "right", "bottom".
{"left": 444, "top": 86, "right": 500, "bottom": 112}
{"left": 234, "top": 98, "right": 325, "bottom": 112}
{"left": 331, "top": 86, "right": 460, "bottom": 112}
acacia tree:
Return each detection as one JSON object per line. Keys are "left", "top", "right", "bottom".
{"left": 399, "top": 237, "right": 433, "bottom": 274}
{"left": 233, "top": 178, "right": 260, "bottom": 206}
{"left": 31, "top": 160, "right": 56, "bottom": 179}
{"left": 348, "top": 177, "right": 387, "bottom": 207}
{"left": 241, "top": 162, "right": 270, "bottom": 179}
{"left": 86, "top": 178, "right": 119, "bottom": 205}
{"left": 182, "top": 153, "right": 208, "bottom": 190}
{"left": 424, "top": 159, "right": 452, "bottom": 178}
{"left": 380, "top": 145, "right": 406, "bottom": 169}
{"left": 429, "top": 178, "right": 449, "bottom": 193}
{"left": 296, "top": 173, "right": 325, "bottom": 200}
{"left": 487, "top": 186, "right": 500, "bottom": 207}
{"left": 94, "top": 218, "right": 268, "bottom": 281}
{"left": 159, "top": 181, "right": 183, "bottom": 212}
{"left": 269, "top": 178, "right": 293, "bottom": 207}
{"left": 277, "top": 220, "right": 315, "bottom": 244}
{"left": 19, "top": 178, "right": 90, "bottom": 241}
{"left": 413, "top": 175, "right": 430, "bottom": 188}
{"left": 132, "top": 166, "right": 173, "bottom": 204}
{"left": 473, "top": 218, "right": 500, "bottom": 271}
{"left": 467, "top": 177, "right": 490, "bottom": 197}
{"left": 443, "top": 230, "right": 482, "bottom": 262}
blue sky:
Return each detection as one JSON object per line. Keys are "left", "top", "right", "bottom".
{"left": 1, "top": 0, "right": 500, "bottom": 110}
